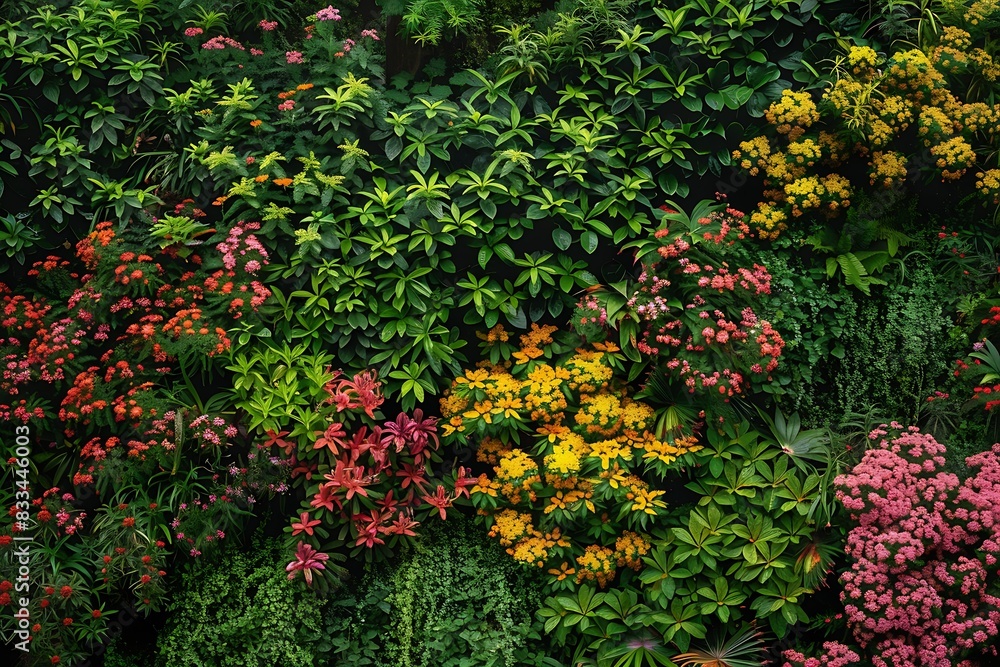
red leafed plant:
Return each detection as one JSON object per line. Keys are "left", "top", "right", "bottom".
{"left": 279, "top": 370, "right": 466, "bottom": 586}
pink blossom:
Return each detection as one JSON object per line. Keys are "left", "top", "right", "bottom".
{"left": 184, "top": 27, "right": 203, "bottom": 38}
{"left": 259, "top": 19, "right": 278, "bottom": 31}
{"left": 286, "top": 50, "right": 303, "bottom": 64}
{"left": 316, "top": 5, "right": 342, "bottom": 21}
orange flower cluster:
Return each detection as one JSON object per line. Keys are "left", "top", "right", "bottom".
{"left": 76, "top": 222, "right": 116, "bottom": 269}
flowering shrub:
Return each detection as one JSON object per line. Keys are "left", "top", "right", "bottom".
{"left": 782, "top": 642, "right": 861, "bottom": 667}
{"left": 1, "top": 217, "right": 269, "bottom": 431}
{"left": 439, "top": 324, "right": 702, "bottom": 590}
{"left": 733, "top": 10, "right": 1000, "bottom": 240}
{"left": 833, "top": 423, "right": 1000, "bottom": 666}
{"left": 623, "top": 201, "right": 785, "bottom": 401}
{"left": 0, "top": 214, "right": 272, "bottom": 661}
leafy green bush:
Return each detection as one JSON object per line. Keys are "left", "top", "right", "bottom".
{"left": 319, "top": 517, "right": 554, "bottom": 667}
{"left": 834, "top": 266, "right": 956, "bottom": 422}
{"left": 157, "top": 538, "right": 326, "bottom": 667}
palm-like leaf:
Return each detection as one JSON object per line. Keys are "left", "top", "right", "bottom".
{"left": 636, "top": 371, "right": 700, "bottom": 439}
{"left": 673, "top": 624, "right": 768, "bottom": 667}
{"left": 969, "top": 339, "right": 1000, "bottom": 384}
{"left": 756, "top": 406, "right": 829, "bottom": 468}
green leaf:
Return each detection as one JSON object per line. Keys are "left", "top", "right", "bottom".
{"left": 580, "top": 231, "right": 598, "bottom": 254}
{"left": 552, "top": 228, "right": 572, "bottom": 250}
{"left": 385, "top": 136, "right": 403, "bottom": 161}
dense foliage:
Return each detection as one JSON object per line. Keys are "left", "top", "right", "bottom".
{"left": 2, "top": 0, "right": 1000, "bottom": 666}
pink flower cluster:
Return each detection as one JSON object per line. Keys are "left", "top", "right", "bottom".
{"left": 782, "top": 642, "right": 860, "bottom": 667}
{"left": 628, "top": 204, "right": 783, "bottom": 398}
{"left": 285, "top": 50, "right": 303, "bottom": 64}
{"left": 832, "top": 424, "right": 1000, "bottom": 667}
{"left": 361, "top": 29, "right": 379, "bottom": 41}
{"left": 202, "top": 36, "right": 245, "bottom": 51}
{"left": 216, "top": 221, "right": 268, "bottom": 275}
{"left": 315, "top": 5, "right": 342, "bottom": 21}
{"left": 259, "top": 19, "right": 278, "bottom": 31}
{"left": 183, "top": 27, "right": 203, "bottom": 38}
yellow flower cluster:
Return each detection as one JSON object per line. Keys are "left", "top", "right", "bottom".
{"left": 524, "top": 364, "right": 570, "bottom": 423}
{"left": 630, "top": 486, "right": 668, "bottom": 515}
{"left": 931, "top": 136, "right": 977, "bottom": 180}
{"left": 869, "top": 151, "right": 908, "bottom": 188}
{"left": 765, "top": 90, "right": 820, "bottom": 140}
{"left": 817, "top": 131, "right": 848, "bottom": 165}
{"left": 615, "top": 531, "right": 651, "bottom": 570}
{"left": 449, "top": 327, "right": 703, "bottom": 586}
{"left": 588, "top": 439, "right": 633, "bottom": 470}
{"left": 544, "top": 442, "right": 581, "bottom": 474}
{"left": 940, "top": 26, "right": 973, "bottom": 51}
{"left": 733, "top": 136, "right": 771, "bottom": 175}
{"left": 575, "top": 393, "right": 624, "bottom": 435}
{"left": 575, "top": 545, "right": 617, "bottom": 587}
{"left": 969, "top": 48, "right": 1000, "bottom": 81}
{"left": 966, "top": 0, "right": 1000, "bottom": 25}
{"left": 750, "top": 203, "right": 788, "bottom": 241}
{"left": 490, "top": 509, "right": 534, "bottom": 546}
{"left": 786, "top": 138, "right": 823, "bottom": 167}
{"left": 959, "top": 102, "right": 998, "bottom": 134}
{"left": 917, "top": 105, "right": 958, "bottom": 145}
{"left": 621, "top": 399, "right": 654, "bottom": 432}
{"left": 495, "top": 449, "right": 541, "bottom": 504}
{"left": 976, "top": 169, "right": 1000, "bottom": 203}
{"left": 636, "top": 433, "right": 703, "bottom": 466}
{"left": 477, "top": 325, "right": 510, "bottom": 343}
{"left": 886, "top": 49, "right": 948, "bottom": 105}
{"left": 543, "top": 482, "right": 595, "bottom": 515}
{"left": 476, "top": 436, "right": 511, "bottom": 465}
{"left": 490, "top": 509, "right": 571, "bottom": 567}
{"left": 847, "top": 45, "right": 880, "bottom": 79}
{"left": 563, "top": 349, "right": 614, "bottom": 393}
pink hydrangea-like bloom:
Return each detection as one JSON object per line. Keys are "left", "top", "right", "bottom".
{"left": 250, "top": 48, "right": 263, "bottom": 56}
{"left": 184, "top": 27, "right": 203, "bottom": 37}
{"left": 259, "top": 19, "right": 278, "bottom": 31}
{"left": 202, "top": 36, "right": 245, "bottom": 51}
{"left": 285, "top": 50, "right": 303, "bottom": 64}
{"left": 278, "top": 100, "right": 295, "bottom": 111}
{"left": 361, "top": 29, "right": 379, "bottom": 40}
{"left": 831, "top": 425, "right": 1000, "bottom": 665}
{"left": 316, "top": 5, "right": 342, "bottom": 21}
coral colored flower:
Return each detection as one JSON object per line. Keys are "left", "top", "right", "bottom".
{"left": 285, "top": 50, "right": 303, "bottom": 64}
{"left": 286, "top": 541, "right": 329, "bottom": 586}
{"left": 250, "top": 119, "right": 262, "bottom": 128}
{"left": 291, "top": 511, "right": 321, "bottom": 536}
{"left": 259, "top": 20, "right": 278, "bottom": 31}
{"left": 183, "top": 27, "right": 203, "bottom": 37}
